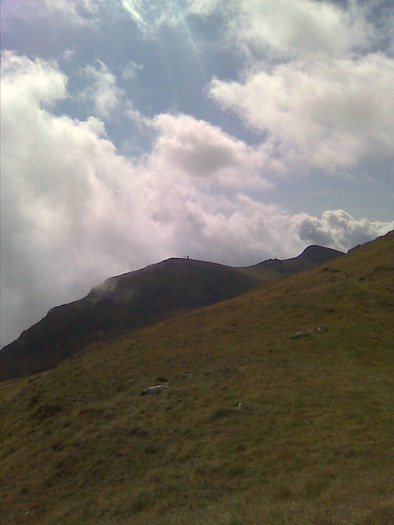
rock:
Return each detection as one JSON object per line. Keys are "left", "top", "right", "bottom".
{"left": 140, "top": 384, "right": 169, "bottom": 396}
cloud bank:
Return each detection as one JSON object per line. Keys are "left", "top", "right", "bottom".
{"left": 2, "top": 50, "right": 392, "bottom": 346}
{"left": 208, "top": 0, "right": 394, "bottom": 172}
{"left": 210, "top": 55, "right": 394, "bottom": 171}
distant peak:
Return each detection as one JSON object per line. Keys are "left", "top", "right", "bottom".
{"left": 300, "top": 245, "right": 345, "bottom": 263}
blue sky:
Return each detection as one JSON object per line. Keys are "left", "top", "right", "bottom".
{"left": 1, "top": 0, "right": 393, "bottom": 346}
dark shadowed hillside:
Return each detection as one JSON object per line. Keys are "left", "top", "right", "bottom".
{"left": 0, "top": 246, "right": 344, "bottom": 381}
{"left": 0, "top": 232, "right": 392, "bottom": 524}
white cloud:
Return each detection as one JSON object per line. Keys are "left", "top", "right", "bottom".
{"left": 231, "top": 0, "right": 373, "bottom": 60}
{"left": 209, "top": 53, "right": 394, "bottom": 171}
{"left": 121, "top": 0, "right": 147, "bottom": 29}
{"left": 151, "top": 113, "right": 282, "bottom": 188}
{"left": 121, "top": 60, "right": 143, "bottom": 80}
{"left": 80, "top": 61, "right": 148, "bottom": 125}
{"left": 118, "top": 0, "right": 227, "bottom": 35}
{"left": 1, "top": 53, "right": 149, "bottom": 345}
{"left": 1, "top": 50, "right": 67, "bottom": 107}
{"left": 206, "top": 1, "right": 394, "bottom": 174}
{"left": 187, "top": 0, "right": 222, "bottom": 16}
{"left": 2, "top": 0, "right": 102, "bottom": 26}
{"left": 1, "top": 52, "right": 393, "bottom": 348}
{"left": 50, "top": 0, "right": 101, "bottom": 18}
{"left": 119, "top": 0, "right": 182, "bottom": 34}
{"left": 63, "top": 49, "right": 77, "bottom": 61}
{"left": 125, "top": 103, "right": 151, "bottom": 128}
{"left": 293, "top": 209, "right": 394, "bottom": 252}
{"left": 81, "top": 61, "right": 126, "bottom": 120}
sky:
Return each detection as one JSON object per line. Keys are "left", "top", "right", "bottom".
{"left": 1, "top": 0, "right": 393, "bottom": 347}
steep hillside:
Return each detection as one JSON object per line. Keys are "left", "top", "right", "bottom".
{"left": 0, "top": 246, "right": 343, "bottom": 381}
{"left": 0, "top": 232, "right": 392, "bottom": 524}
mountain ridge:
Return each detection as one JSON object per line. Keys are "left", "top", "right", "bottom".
{"left": 0, "top": 245, "right": 344, "bottom": 381}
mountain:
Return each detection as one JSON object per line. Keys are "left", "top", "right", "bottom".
{"left": 249, "top": 244, "right": 344, "bottom": 276}
{"left": 0, "top": 232, "right": 392, "bottom": 524}
{"left": 0, "top": 245, "right": 344, "bottom": 381}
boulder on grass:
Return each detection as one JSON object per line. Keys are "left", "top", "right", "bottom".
{"left": 140, "top": 384, "right": 169, "bottom": 396}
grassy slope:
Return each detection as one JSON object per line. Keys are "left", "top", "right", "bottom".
{"left": 0, "top": 233, "right": 392, "bottom": 524}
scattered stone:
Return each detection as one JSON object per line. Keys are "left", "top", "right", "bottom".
{"left": 307, "top": 326, "right": 322, "bottom": 334}
{"left": 231, "top": 402, "right": 255, "bottom": 415}
{"left": 140, "top": 384, "right": 169, "bottom": 396}
{"left": 291, "top": 326, "right": 322, "bottom": 339}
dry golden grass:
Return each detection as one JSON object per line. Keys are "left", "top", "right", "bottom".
{"left": 0, "top": 232, "right": 393, "bottom": 524}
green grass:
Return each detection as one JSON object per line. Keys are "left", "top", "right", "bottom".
{"left": 0, "top": 233, "right": 393, "bottom": 524}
